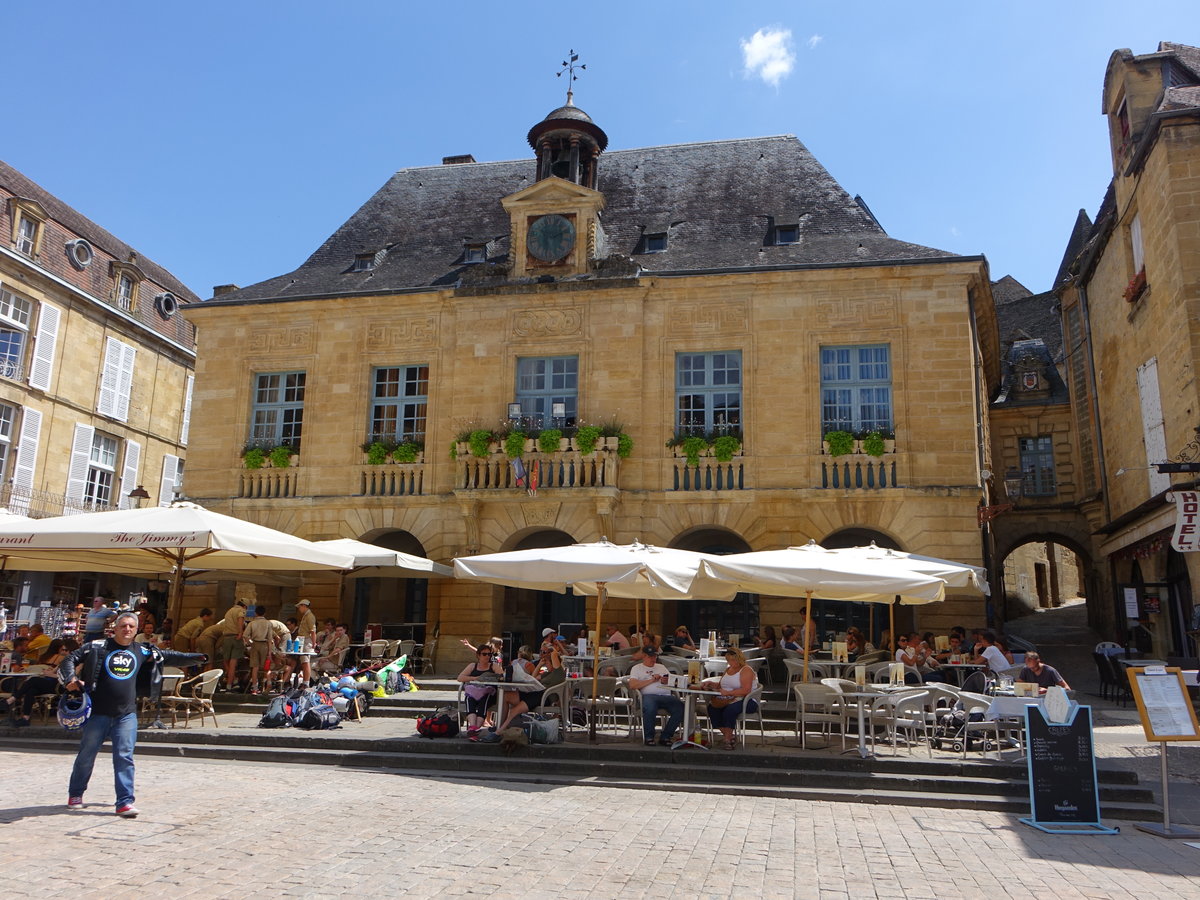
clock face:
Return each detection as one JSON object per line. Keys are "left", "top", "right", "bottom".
{"left": 527, "top": 214, "right": 576, "bottom": 262}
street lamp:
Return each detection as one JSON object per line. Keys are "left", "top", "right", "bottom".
{"left": 127, "top": 485, "right": 151, "bottom": 508}
{"left": 978, "top": 467, "right": 1023, "bottom": 526}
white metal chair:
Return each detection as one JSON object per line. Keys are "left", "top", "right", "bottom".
{"left": 703, "top": 657, "right": 729, "bottom": 678}
{"left": 793, "top": 682, "right": 845, "bottom": 749}
{"left": 162, "top": 669, "right": 221, "bottom": 728}
{"left": 870, "top": 690, "right": 930, "bottom": 756}
{"left": 704, "top": 685, "right": 766, "bottom": 748}
{"left": 569, "top": 676, "right": 624, "bottom": 735}
{"left": 416, "top": 639, "right": 436, "bottom": 674}
{"left": 957, "top": 691, "right": 1002, "bottom": 759}
{"left": 533, "top": 680, "right": 572, "bottom": 738}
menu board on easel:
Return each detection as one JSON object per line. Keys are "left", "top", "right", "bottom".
{"left": 1127, "top": 667, "right": 1200, "bottom": 741}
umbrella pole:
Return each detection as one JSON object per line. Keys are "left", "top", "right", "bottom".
{"left": 590, "top": 583, "right": 605, "bottom": 742}
{"left": 801, "top": 590, "right": 812, "bottom": 683}
{"left": 889, "top": 597, "right": 896, "bottom": 653}
{"left": 167, "top": 550, "right": 186, "bottom": 632}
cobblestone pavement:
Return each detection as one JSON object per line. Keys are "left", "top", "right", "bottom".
{"left": 2, "top": 752, "right": 1199, "bottom": 899}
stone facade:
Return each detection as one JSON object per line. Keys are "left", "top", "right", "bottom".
{"left": 0, "top": 160, "right": 197, "bottom": 610}
{"left": 1055, "top": 43, "right": 1200, "bottom": 655}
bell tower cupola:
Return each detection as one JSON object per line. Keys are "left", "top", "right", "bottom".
{"left": 527, "top": 51, "right": 608, "bottom": 188}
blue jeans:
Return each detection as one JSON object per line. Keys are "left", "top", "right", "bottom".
{"left": 708, "top": 697, "right": 758, "bottom": 730}
{"left": 68, "top": 712, "right": 138, "bottom": 807}
{"left": 641, "top": 693, "right": 683, "bottom": 742}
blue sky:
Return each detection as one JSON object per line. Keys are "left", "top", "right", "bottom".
{"left": 3, "top": 3, "right": 1195, "bottom": 298}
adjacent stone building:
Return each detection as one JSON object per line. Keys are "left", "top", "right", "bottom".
{"left": 1055, "top": 42, "right": 1200, "bottom": 657}
{"left": 181, "top": 95, "right": 1001, "bottom": 669}
{"left": 0, "top": 161, "right": 198, "bottom": 614}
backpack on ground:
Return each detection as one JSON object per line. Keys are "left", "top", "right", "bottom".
{"left": 415, "top": 706, "right": 459, "bottom": 738}
{"left": 258, "top": 694, "right": 292, "bottom": 728}
{"left": 518, "top": 712, "right": 561, "bottom": 745}
{"left": 297, "top": 703, "right": 342, "bottom": 730}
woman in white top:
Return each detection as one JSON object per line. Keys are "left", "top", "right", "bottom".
{"left": 700, "top": 647, "right": 758, "bottom": 750}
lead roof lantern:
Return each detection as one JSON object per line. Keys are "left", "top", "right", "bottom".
{"left": 527, "top": 93, "right": 608, "bottom": 189}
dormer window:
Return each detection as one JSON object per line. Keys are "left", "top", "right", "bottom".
{"left": 774, "top": 225, "right": 799, "bottom": 245}
{"left": 8, "top": 198, "right": 47, "bottom": 259}
{"left": 352, "top": 254, "right": 375, "bottom": 272}
{"left": 643, "top": 232, "right": 667, "bottom": 253}
{"left": 464, "top": 243, "right": 487, "bottom": 263}
{"left": 109, "top": 261, "right": 144, "bottom": 313}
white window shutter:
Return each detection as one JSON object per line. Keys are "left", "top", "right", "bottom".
{"left": 65, "top": 423, "right": 94, "bottom": 507}
{"left": 28, "top": 302, "right": 60, "bottom": 391}
{"left": 10, "top": 407, "right": 42, "bottom": 513}
{"left": 181, "top": 375, "right": 194, "bottom": 445}
{"left": 115, "top": 342, "right": 136, "bottom": 422}
{"left": 98, "top": 338, "right": 120, "bottom": 416}
{"left": 159, "top": 454, "right": 181, "bottom": 506}
{"left": 118, "top": 439, "right": 141, "bottom": 509}
{"left": 1136, "top": 357, "right": 1171, "bottom": 496}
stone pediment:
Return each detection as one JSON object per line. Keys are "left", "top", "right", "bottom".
{"left": 501, "top": 176, "right": 604, "bottom": 212}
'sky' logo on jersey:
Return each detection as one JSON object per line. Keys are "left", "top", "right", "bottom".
{"left": 106, "top": 649, "right": 137, "bottom": 680}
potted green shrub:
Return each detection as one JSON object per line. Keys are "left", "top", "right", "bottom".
{"left": 394, "top": 441, "right": 422, "bottom": 464}
{"left": 711, "top": 434, "right": 742, "bottom": 462}
{"left": 268, "top": 445, "right": 296, "bottom": 468}
{"left": 681, "top": 435, "right": 708, "bottom": 467}
{"left": 503, "top": 431, "right": 527, "bottom": 458}
{"left": 616, "top": 432, "right": 634, "bottom": 459}
{"left": 242, "top": 447, "right": 266, "bottom": 469}
{"left": 574, "top": 424, "right": 602, "bottom": 455}
{"left": 468, "top": 429, "right": 493, "bottom": 459}
{"left": 824, "top": 429, "right": 854, "bottom": 457}
{"left": 861, "top": 431, "right": 886, "bottom": 458}
{"left": 537, "top": 428, "right": 563, "bottom": 454}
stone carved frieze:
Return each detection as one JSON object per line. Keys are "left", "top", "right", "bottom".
{"left": 247, "top": 326, "right": 314, "bottom": 352}
{"left": 809, "top": 294, "right": 899, "bottom": 328}
{"left": 668, "top": 301, "right": 749, "bottom": 333}
{"left": 365, "top": 317, "right": 438, "bottom": 349}
{"left": 512, "top": 308, "right": 583, "bottom": 338}
{"left": 522, "top": 503, "right": 560, "bottom": 527}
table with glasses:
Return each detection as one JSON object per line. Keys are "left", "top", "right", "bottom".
{"left": 936, "top": 662, "right": 988, "bottom": 686}
{"left": 667, "top": 683, "right": 720, "bottom": 750}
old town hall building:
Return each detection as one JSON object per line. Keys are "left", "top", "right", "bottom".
{"left": 183, "top": 93, "right": 1001, "bottom": 669}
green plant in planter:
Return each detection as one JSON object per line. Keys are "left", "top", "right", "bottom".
{"left": 364, "top": 441, "right": 390, "bottom": 465}
{"left": 503, "top": 431, "right": 527, "bottom": 458}
{"left": 824, "top": 430, "right": 855, "bottom": 457}
{"left": 681, "top": 436, "right": 708, "bottom": 467}
{"left": 616, "top": 432, "right": 633, "bottom": 459}
{"left": 599, "top": 419, "right": 625, "bottom": 438}
{"left": 468, "top": 429, "right": 493, "bottom": 459}
{"left": 711, "top": 435, "right": 742, "bottom": 462}
{"left": 449, "top": 441, "right": 458, "bottom": 460}
{"left": 242, "top": 447, "right": 266, "bottom": 469}
{"left": 269, "top": 445, "right": 295, "bottom": 468}
{"left": 861, "top": 431, "right": 886, "bottom": 458}
{"left": 394, "top": 442, "right": 421, "bottom": 463}
{"left": 574, "top": 424, "right": 602, "bottom": 455}
{"left": 537, "top": 428, "right": 563, "bottom": 454}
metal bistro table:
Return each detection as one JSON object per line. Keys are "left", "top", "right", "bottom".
{"left": 668, "top": 684, "right": 720, "bottom": 750}
{"left": 937, "top": 662, "right": 988, "bottom": 686}
{"left": 838, "top": 684, "right": 919, "bottom": 759}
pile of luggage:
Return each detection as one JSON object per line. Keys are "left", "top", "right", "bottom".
{"left": 258, "top": 677, "right": 373, "bottom": 730}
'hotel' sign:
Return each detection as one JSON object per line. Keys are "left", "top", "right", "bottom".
{"left": 1170, "top": 490, "right": 1200, "bottom": 552}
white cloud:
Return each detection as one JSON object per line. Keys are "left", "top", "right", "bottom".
{"left": 950, "top": 226, "right": 961, "bottom": 238}
{"left": 807, "top": 34, "right": 823, "bottom": 50}
{"left": 740, "top": 27, "right": 796, "bottom": 88}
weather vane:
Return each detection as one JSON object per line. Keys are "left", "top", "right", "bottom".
{"left": 556, "top": 50, "right": 586, "bottom": 103}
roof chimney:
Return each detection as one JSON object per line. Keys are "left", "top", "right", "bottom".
{"left": 442, "top": 154, "right": 476, "bottom": 165}
{"left": 212, "top": 284, "right": 240, "bottom": 297}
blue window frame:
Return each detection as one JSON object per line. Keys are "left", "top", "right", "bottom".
{"left": 250, "top": 371, "right": 306, "bottom": 450}
{"left": 1019, "top": 436, "right": 1056, "bottom": 496}
{"left": 820, "top": 344, "right": 892, "bottom": 433}
{"left": 370, "top": 365, "right": 428, "bottom": 443}
{"left": 516, "top": 356, "right": 577, "bottom": 429}
{"left": 676, "top": 351, "right": 742, "bottom": 436}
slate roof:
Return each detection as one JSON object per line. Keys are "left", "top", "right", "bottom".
{"left": 992, "top": 337, "right": 1070, "bottom": 408}
{"left": 0, "top": 159, "right": 198, "bottom": 304}
{"left": 211, "top": 134, "right": 961, "bottom": 303}
{"left": 992, "top": 275, "right": 1064, "bottom": 363}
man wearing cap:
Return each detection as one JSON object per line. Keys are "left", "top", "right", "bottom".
{"left": 628, "top": 646, "right": 684, "bottom": 747}
{"left": 539, "top": 627, "right": 559, "bottom": 655}
{"left": 284, "top": 599, "right": 318, "bottom": 686}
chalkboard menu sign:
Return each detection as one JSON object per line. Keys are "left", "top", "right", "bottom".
{"left": 1021, "top": 705, "right": 1115, "bottom": 833}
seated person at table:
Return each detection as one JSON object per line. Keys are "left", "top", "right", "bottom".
{"left": 23, "top": 625, "right": 51, "bottom": 663}
{"left": 458, "top": 645, "right": 504, "bottom": 740}
{"left": 312, "top": 622, "right": 350, "bottom": 676}
{"left": 512, "top": 645, "right": 535, "bottom": 675}
{"left": 845, "top": 626, "right": 867, "bottom": 656}
{"left": 629, "top": 646, "right": 683, "bottom": 746}
{"left": 671, "top": 626, "right": 696, "bottom": 652}
{"left": 7, "top": 639, "right": 74, "bottom": 726}
{"left": 895, "top": 633, "right": 939, "bottom": 684}
{"left": 756, "top": 625, "right": 777, "bottom": 650}
{"left": 494, "top": 660, "right": 547, "bottom": 733}
{"left": 935, "top": 634, "right": 968, "bottom": 663}
{"left": 701, "top": 647, "right": 759, "bottom": 750}
{"left": 994, "top": 636, "right": 1016, "bottom": 666}
{"left": 535, "top": 641, "right": 565, "bottom": 687}
{"left": 972, "top": 631, "right": 1010, "bottom": 675}
{"left": 606, "top": 624, "right": 632, "bottom": 651}
{"left": 780, "top": 625, "right": 802, "bottom": 652}
{"left": 539, "top": 628, "right": 559, "bottom": 655}
{"left": 133, "top": 622, "right": 160, "bottom": 645}
{"left": 1018, "top": 651, "right": 1071, "bottom": 691}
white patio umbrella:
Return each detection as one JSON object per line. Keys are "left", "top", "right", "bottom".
{"left": 454, "top": 539, "right": 734, "bottom": 739}
{"left": 312, "top": 538, "right": 452, "bottom": 578}
{"left": 0, "top": 503, "right": 355, "bottom": 624}
{"left": 699, "top": 541, "right": 951, "bottom": 682}
{"left": 829, "top": 543, "right": 989, "bottom": 596}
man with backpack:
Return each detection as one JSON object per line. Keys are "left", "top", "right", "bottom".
{"left": 58, "top": 611, "right": 205, "bottom": 817}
